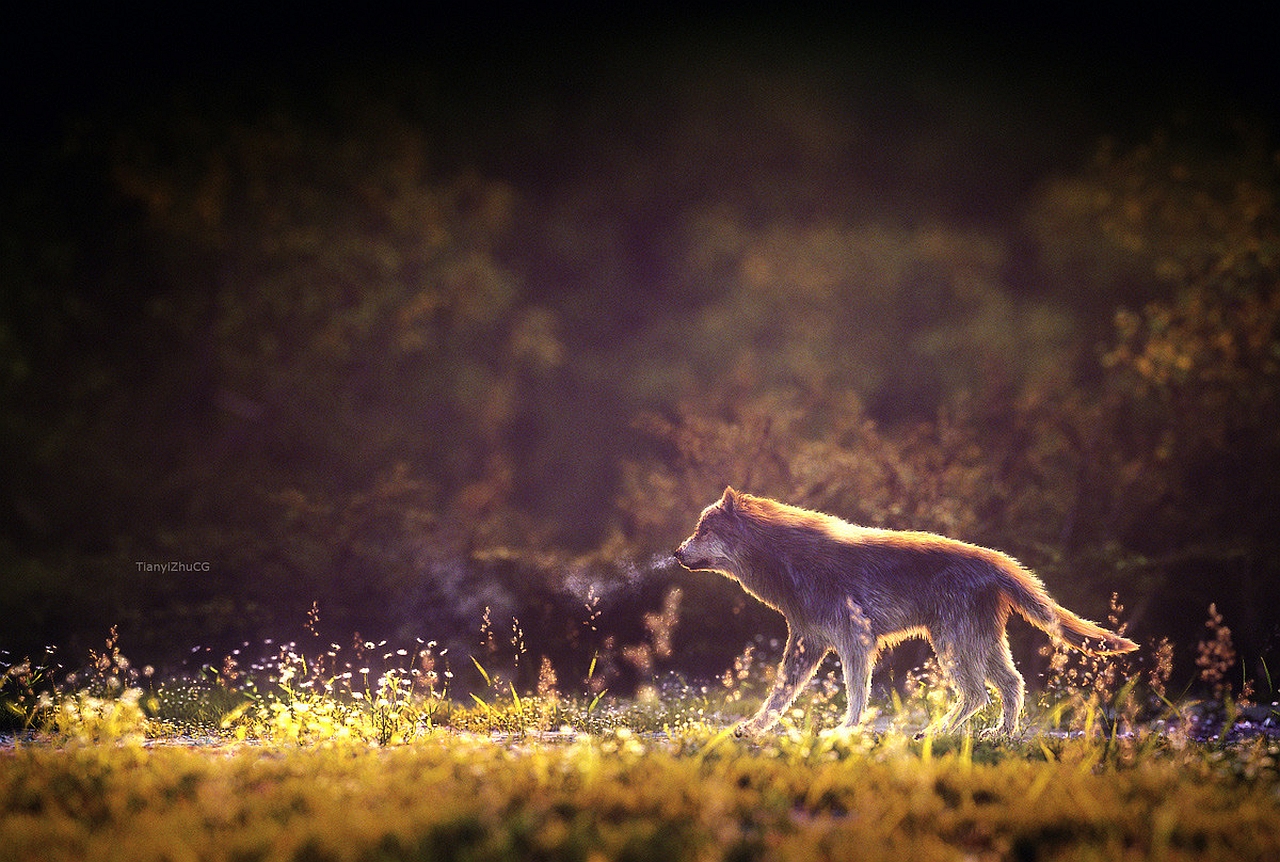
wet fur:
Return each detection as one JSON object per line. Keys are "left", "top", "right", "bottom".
{"left": 673, "top": 487, "right": 1137, "bottom": 735}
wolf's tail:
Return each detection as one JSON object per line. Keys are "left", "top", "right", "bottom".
{"left": 996, "top": 558, "right": 1138, "bottom": 656}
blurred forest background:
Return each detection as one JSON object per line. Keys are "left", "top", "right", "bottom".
{"left": 2, "top": 7, "right": 1278, "bottom": 695}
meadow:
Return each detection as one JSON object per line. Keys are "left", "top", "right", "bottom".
{"left": 3, "top": 625, "right": 1279, "bottom": 862}
{"left": 5, "top": 724, "right": 1280, "bottom": 862}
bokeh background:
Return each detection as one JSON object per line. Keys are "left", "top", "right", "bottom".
{"left": 3, "top": 5, "right": 1277, "bottom": 696}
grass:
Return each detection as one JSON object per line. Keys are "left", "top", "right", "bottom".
{"left": 3, "top": 719, "right": 1279, "bottom": 862}
{"left": 3, "top": 610, "right": 1280, "bottom": 862}
{"left": 3, "top": 694, "right": 1280, "bottom": 861}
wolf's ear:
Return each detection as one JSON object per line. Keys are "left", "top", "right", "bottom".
{"left": 721, "top": 486, "right": 739, "bottom": 513}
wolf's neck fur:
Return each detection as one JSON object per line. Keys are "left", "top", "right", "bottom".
{"left": 723, "top": 503, "right": 829, "bottom": 615}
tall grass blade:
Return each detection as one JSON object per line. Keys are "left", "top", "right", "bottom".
{"left": 697, "top": 723, "right": 737, "bottom": 761}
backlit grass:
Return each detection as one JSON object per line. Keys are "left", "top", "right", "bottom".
{"left": 3, "top": 722, "right": 1279, "bottom": 862}
{"left": 3, "top": 606, "right": 1279, "bottom": 861}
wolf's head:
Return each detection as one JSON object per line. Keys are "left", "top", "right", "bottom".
{"left": 672, "top": 486, "right": 743, "bottom": 572}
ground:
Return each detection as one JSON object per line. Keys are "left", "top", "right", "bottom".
{"left": 3, "top": 701, "right": 1279, "bottom": 862}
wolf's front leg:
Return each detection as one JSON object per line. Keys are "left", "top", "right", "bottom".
{"left": 836, "top": 648, "right": 873, "bottom": 729}
{"left": 735, "top": 631, "right": 827, "bottom": 737}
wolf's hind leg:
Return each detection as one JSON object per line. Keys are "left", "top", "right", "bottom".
{"left": 986, "top": 636, "right": 1024, "bottom": 734}
{"left": 939, "top": 670, "right": 989, "bottom": 733}
{"left": 931, "top": 636, "right": 991, "bottom": 733}
{"left": 737, "top": 630, "right": 827, "bottom": 736}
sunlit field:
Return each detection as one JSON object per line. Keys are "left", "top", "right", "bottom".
{"left": 5, "top": 726, "right": 1279, "bottom": 862}
{"left": 4, "top": 615, "right": 1278, "bottom": 862}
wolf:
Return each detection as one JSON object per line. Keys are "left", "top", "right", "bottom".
{"left": 673, "top": 487, "right": 1137, "bottom": 735}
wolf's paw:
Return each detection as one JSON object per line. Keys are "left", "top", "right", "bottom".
{"left": 914, "top": 722, "right": 947, "bottom": 740}
{"left": 825, "top": 725, "right": 877, "bottom": 745}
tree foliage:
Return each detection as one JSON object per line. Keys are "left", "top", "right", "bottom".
{"left": 1, "top": 71, "right": 1277, "bottom": 687}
